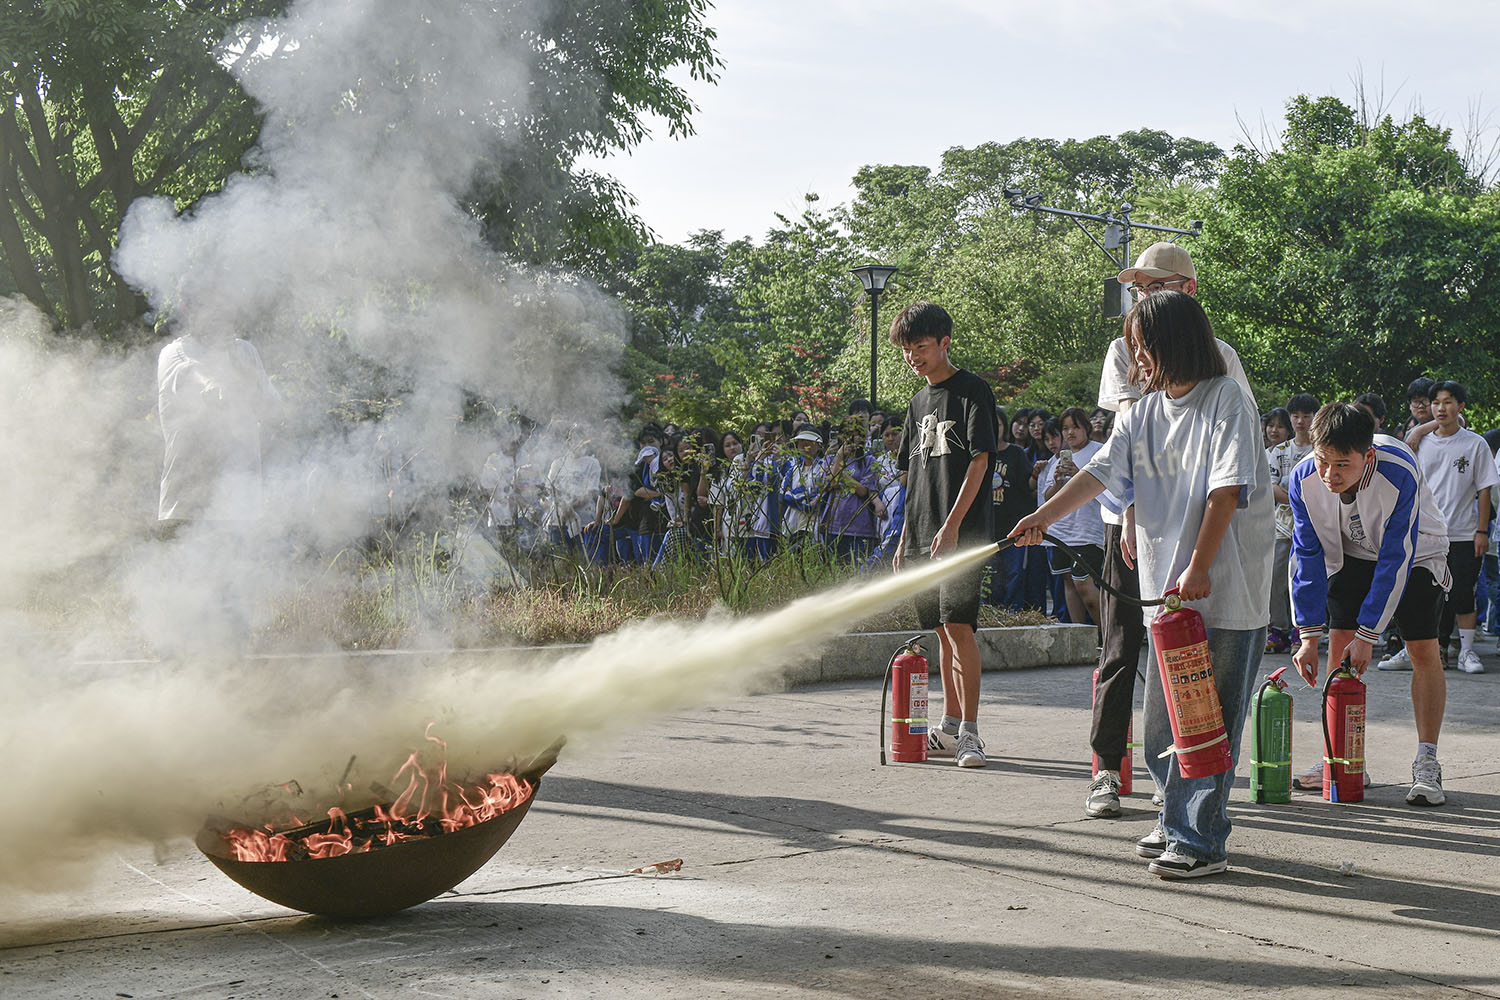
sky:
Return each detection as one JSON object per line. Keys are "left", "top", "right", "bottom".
{"left": 582, "top": 0, "right": 1500, "bottom": 245}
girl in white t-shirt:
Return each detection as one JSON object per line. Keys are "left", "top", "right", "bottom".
{"left": 1039, "top": 407, "right": 1105, "bottom": 627}
{"left": 1010, "top": 290, "right": 1274, "bottom": 881}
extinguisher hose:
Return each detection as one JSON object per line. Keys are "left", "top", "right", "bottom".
{"left": 995, "top": 535, "right": 1167, "bottom": 607}
{"left": 1253, "top": 678, "right": 1273, "bottom": 804}
{"left": 1320, "top": 658, "right": 1356, "bottom": 802}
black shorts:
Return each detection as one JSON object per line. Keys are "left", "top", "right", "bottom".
{"left": 1050, "top": 543, "right": 1104, "bottom": 583}
{"left": 1327, "top": 559, "right": 1443, "bottom": 642}
{"left": 1444, "top": 541, "right": 1480, "bottom": 615}
{"left": 914, "top": 560, "right": 983, "bottom": 630}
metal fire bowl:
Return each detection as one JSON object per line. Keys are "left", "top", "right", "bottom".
{"left": 196, "top": 779, "right": 540, "bottom": 918}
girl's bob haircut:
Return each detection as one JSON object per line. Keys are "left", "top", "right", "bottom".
{"left": 1125, "top": 290, "right": 1226, "bottom": 393}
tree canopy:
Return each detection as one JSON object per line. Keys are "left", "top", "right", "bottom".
{"left": 0, "top": 0, "right": 721, "bottom": 333}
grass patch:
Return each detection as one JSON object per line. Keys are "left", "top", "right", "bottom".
{"left": 25, "top": 523, "right": 1059, "bottom": 654}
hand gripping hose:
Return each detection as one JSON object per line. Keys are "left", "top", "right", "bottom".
{"left": 993, "top": 535, "right": 1167, "bottom": 608}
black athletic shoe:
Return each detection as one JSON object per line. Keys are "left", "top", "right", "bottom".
{"left": 1135, "top": 827, "right": 1167, "bottom": 859}
{"left": 1148, "top": 851, "right": 1227, "bottom": 879}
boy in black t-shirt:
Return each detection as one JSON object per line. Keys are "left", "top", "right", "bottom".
{"left": 892, "top": 302, "right": 998, "bottom": 768}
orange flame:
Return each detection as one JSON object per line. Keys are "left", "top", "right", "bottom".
{"left": 223, "top": 729, "right": 533, "bottom": 862}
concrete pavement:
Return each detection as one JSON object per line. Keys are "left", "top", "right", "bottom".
{"left": 3, "top": 644, "right": 1499, "bottom": 998}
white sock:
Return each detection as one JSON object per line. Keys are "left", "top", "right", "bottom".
{"left": 1418, "top": 741, "right": 1437, "bottom": 759}
{"left": 959, "top": 721, "right": 980, "bottom": 738}
{"left": 1461, "top": 628, "right": 1475, "bottom": 654}
{"left": 941, "top": 715, "right": 960, "bottom": 735}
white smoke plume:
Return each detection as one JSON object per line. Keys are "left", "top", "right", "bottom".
{"left": 0, "top": 0, "right": 972, "bottom": 904}
{"left": 0, "top": 544, "right": 995, "bottom": 896}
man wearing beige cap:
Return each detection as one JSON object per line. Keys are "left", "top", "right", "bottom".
{"left": 1085, "top": 242, "right": 1253, "bottom": 824}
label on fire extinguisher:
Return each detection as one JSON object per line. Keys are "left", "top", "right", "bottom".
{"left": 908, "top": 673, "right": 929, "bottom": 735}
{"left": 1162, "top": 641, "right": 1224, "bottom": 738}
{"left": 1344, "top": 702, "right": 1365, "bottom": 774}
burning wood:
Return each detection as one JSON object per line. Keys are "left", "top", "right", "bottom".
{"left": 222, "top": 772, "right": 532, "bottom": 862}
{"left": 217, "top": 725, "right": 533, "bottom": 862}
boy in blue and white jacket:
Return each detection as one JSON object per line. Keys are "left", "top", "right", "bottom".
{"left": 1287, "top": 403, "right": 1451, "bottom": 807}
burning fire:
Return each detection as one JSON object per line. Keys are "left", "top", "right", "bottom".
{"left": 222, "top": 725, "right": 533, "bottom": 862}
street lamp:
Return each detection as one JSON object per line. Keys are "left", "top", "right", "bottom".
{"left": 850, "top": 264, "right": 898, "bottom": 407}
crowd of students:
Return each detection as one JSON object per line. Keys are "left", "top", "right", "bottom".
{"left": 481, "top": 405, "right": 910, "bottom": 572}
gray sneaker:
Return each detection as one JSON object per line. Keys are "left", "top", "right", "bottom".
{"left": 1407, "top": 752, "right": 1445, "bottom": 806}
{"left": 955, "top": 730, "right": 986, "bottom": 768}
{"left": 1085, "top": 770, "right": 1122, "bottom": 818}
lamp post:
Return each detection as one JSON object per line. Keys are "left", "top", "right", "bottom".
{"left": 850, "top": 264, "right": 897, "bottom": 407}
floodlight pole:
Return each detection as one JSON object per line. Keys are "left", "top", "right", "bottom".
{"left": 1003, "top": 192, "right": 1202, "bottom": 317}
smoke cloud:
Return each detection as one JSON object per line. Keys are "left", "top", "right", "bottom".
{"left": 0, "top": 0, "right": 967, "bottom": 903}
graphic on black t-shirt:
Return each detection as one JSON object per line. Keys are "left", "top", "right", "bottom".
{"left": 897, "top": 369, "right": 998, "bottom": 554}
{"left": 991, "top": 442, "right": 1035, "bottom": 537}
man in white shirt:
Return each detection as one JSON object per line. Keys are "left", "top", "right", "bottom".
{"left": 1404, "top": 381, "right": 1500, "bottom": 673}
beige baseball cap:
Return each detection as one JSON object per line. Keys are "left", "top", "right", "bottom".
{"left": 1117, "top": 241, "right": 1196, "bottom": 284}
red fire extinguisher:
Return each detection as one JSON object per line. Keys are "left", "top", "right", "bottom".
{"left": 880, "top": 635, "right": 929, "bottom": 764}
{"left": 1321, "top": 659, "right": 1366, "bottom": 803}
{"left": 1149, "top": 588, "right": 1233, "bottom": 779}
{"left": 1091, "top": 666, "right": 1132, "bottom": 795}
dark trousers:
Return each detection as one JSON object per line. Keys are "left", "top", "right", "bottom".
{"left": 1022, "top": 545, "right": 1049, "bottom": 610}
{"left": 1092, "top": 522, "right": 1147, "bottom": 762}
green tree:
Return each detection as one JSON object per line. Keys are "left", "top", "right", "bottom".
{"left": 0, "top": 0, "right": 281, "bottom": 332}
{"left": 1197, "top": 95, "right": 1500, "bottom": 410}
{"left": 1, "top": 0, "right": 722, "bottom": 334}
{"left": 834, "top": 131, "right": 1225, "bottom": 411}
{"left": 469, "top": 0, "right": 722, "bottom": 283}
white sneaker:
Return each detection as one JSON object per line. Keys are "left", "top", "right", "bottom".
{"left": 1407, "top": 752, "right": 1445, "bottom": 806}
{"left": 1458, "top": 649, "right": 1485, "bottom": 674}
{"left": 1148, "top": 850, "right": 1228, "bottom": 879}
{"left": 955, "top": 730, "right": 986, "bottom": 768}
{"left": 1085, "top": 770, "right": 1122, "bottom": 818}
{"left": 1377, "top": 647, "right": 1412, "bottom": 671}
{"left": 927, "top": 728, "right": 958, "bottom": 758}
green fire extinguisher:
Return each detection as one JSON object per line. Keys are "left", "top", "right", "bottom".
{"left": 1251, "top": 666, "right": 1293, "bottom": 804}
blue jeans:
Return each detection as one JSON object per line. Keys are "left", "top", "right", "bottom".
{"left": 1478, "top": 553, "right": 1499, "bottom": 631}
{"left": 1144, "top": 625, "right": 1266, "bottom": 863}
